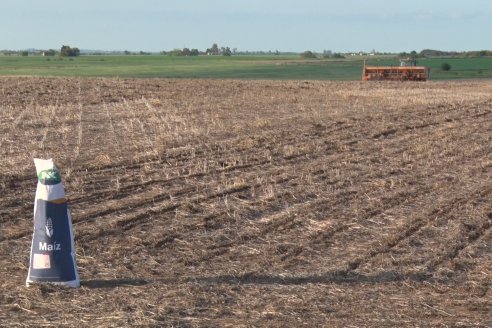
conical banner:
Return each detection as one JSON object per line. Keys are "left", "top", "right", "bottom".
{"left": 26, "top": 158, "right": 80, "bottom": 288}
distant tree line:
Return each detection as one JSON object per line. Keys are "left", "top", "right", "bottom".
{"left": 403, "top": 49, "right": 492, "bottom": 58}
{"left": 161, "top": 43, "right": 234, "bottom": 57}
{"left": 1, "top": 46, "right": 491, "bottom": 58}
{"left": 44, "top": 49, "right": 57, "bottom": 56}
{"left": 300, "top": 50, "right": 345, "bottom": 59}
{"left": 165, "top": 48, "right": 200, "bottom": 56}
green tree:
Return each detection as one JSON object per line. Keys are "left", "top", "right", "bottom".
{"left": 301, "top": 51, "right": 317, "bottom": 59}
{"left": 441, "top": 62, "right": 451, "bottom": 71}
{"left": 168, "top": 48, "right": 183, "bottom": 56}
{"left": 222, "top": 47, "right": 232, "bottom": 56}
{"left": 207, "top": 43, "right": 219, "bottom": 55}
{"left": 60, "top": 45, "right": 80, "bottom": 57}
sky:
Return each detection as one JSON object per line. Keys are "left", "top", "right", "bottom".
{"left": 1, "top": 0, "right": 491, "bottom": 53}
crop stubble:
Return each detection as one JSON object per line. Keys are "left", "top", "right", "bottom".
{"left": 0, "top": 77, "right": 491, "bottom": 327}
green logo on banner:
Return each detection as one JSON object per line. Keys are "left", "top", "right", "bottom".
{"left": 38, "top": 169, "right": 62, "bottom": 185}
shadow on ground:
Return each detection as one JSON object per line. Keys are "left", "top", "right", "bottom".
{"left": 81, "top": 270, "right": 433, "bottom": 289}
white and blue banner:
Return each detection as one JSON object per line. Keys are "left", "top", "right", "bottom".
{"left": 26, "top": 158, "right": 80, "bottom": 288}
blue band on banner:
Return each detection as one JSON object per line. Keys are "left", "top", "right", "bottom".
{"left": 28, "top": 200, "right": 77, "bottom": 282}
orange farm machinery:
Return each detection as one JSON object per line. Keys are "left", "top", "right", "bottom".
{"left": 362, "top": 60, "right": 429, "bottom": 81}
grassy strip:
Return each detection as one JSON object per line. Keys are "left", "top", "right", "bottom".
{"left": 1, "top": 55, "right": 491, "bottom": 80}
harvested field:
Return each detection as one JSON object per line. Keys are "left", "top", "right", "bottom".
{"left": 0, "top": 77, "right": 491, "bottom": 327}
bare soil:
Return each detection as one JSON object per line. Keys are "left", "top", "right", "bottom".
{"left": 0, "top": 77, "right": 491, "bottom": 327}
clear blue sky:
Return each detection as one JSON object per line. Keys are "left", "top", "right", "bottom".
{"left": 1, "top": 0, "right": 490, "bottom": 52}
